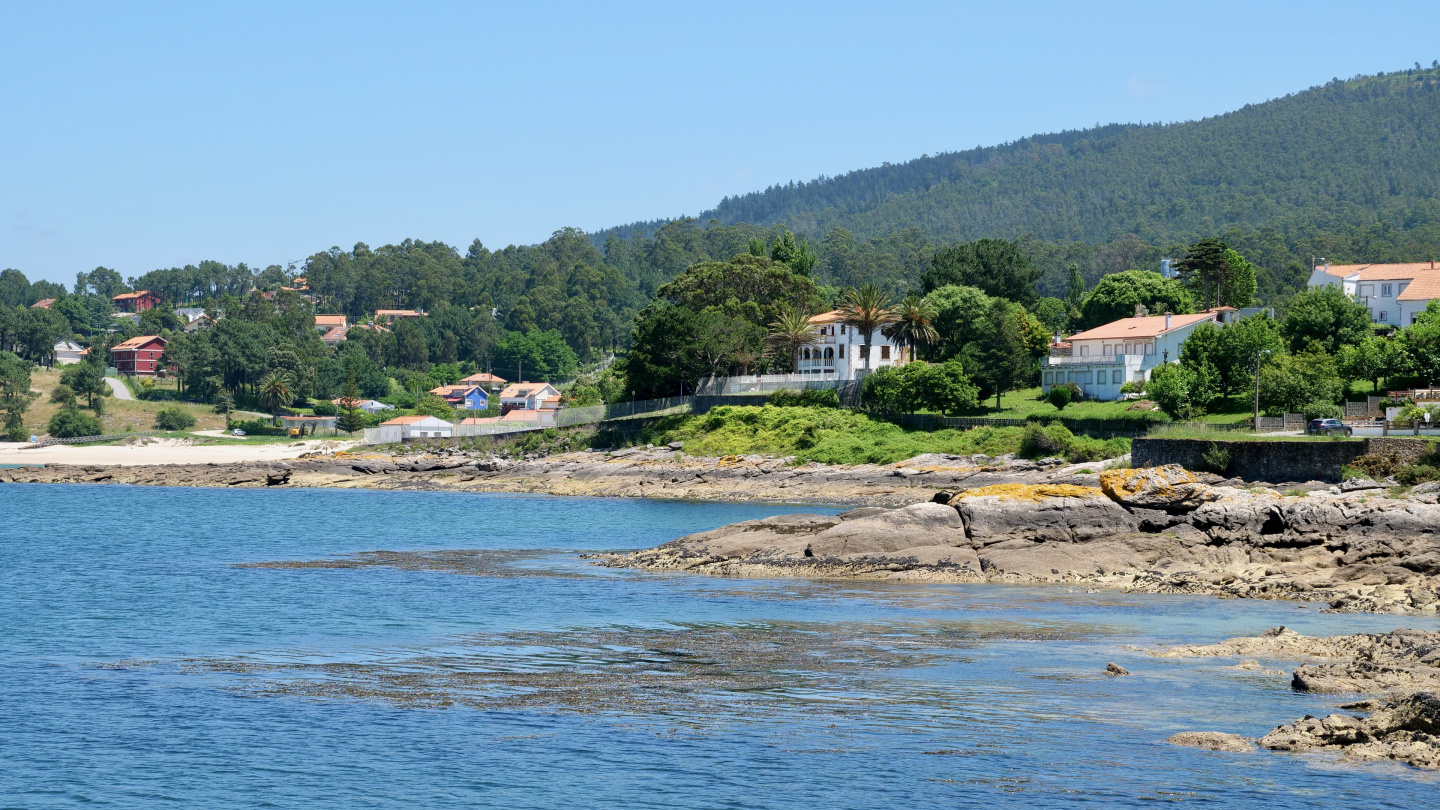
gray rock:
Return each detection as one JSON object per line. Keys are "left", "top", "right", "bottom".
{"left": 1105, "top": 662, "right": 1130, "bottom": 676}
{"left": 1259, "top": 692, "right": 1440, "bottom": 768}
{"left": 1340, "top": 477, "right": 1385, "bottom": 492}
{"left": 1166, "top": 732, "right": 1254, "bottom": 752}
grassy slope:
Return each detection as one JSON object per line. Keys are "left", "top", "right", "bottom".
{"left": 24, "top": 368, "right": 227, "bottom": 438}
{"left": 640, "top": 405, "right": 1129, "bottom": 465}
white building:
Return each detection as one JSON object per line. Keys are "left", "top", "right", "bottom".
{"left": 379, "top": 415, "right": 452, "bottom": 439}
{"left": 1041, "top": 310, "right": 1220, "bottom": 401}
{"left": 796, "top": 310, "right": 910, "bottom": 381}
{"left": 53, "top": 340, "right": 86, "bottom": 365}
{"left": 1307, "top": 261, "right": 1440, "bottom": 325}
{"left": 498, "top": 382, "right": 561, "bottom": 414}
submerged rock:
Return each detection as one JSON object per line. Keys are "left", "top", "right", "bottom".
{"left": 1105, "top": 662, "right": 1130, "bottom": 676}
{"left": 1165, "top": 732, "right": 1254, "bottom": 752}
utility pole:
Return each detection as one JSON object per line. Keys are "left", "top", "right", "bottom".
{"left": 1253, "top": 349, "right": 1271, "bottom": 431}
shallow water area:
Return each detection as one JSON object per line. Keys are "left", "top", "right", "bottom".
{"left": 4, "top": 483, "right": 1440, "bottom": 808}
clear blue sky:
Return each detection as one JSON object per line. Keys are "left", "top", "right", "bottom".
{"left": 4, "top": 1, "right": 1439, "bottom": 285}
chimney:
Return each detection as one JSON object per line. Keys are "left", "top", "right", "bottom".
{"left": 1165, "top": 312, "right": 1172, "bottom": 330}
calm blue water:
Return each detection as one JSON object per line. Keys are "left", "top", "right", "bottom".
{"left": 3, "top": 483, "right": 1439, "bottom": 808}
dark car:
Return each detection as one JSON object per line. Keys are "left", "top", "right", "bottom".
{"left": 1306, "top": 417, "right": 1353, "bottom": 436}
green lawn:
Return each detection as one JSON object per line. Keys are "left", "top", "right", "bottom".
{"left": 951, "top": 388, "right": 1256, "bottom": 426}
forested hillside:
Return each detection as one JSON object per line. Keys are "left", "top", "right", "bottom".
{"left": 609, "top": 66, "right": 1440, "bottom": 248}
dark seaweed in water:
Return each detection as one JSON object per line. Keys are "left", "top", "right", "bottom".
{"left": 236, "top": 548, "right": 588, "bottom": 578}
{"left": 174, "top": 621, "right": 1081, "bottom": 720}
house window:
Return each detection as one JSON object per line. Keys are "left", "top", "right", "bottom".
{"left": 880, "top": 346, "right": 890, "bottom": 360}
{"left": 1079, "top": 345, "right": 1089, "bottom": 357}
{"left": 1043, "top": 372, "right": 1053, "bottom": 385}
{"left": 840, "top": 325, "right": 846, "bottom": 334}
{"left": 838, "top": 345, "right": 844, "bottom": 359}
{"left": 1383, "top": 284, "right": 1393, "bottom": 297}
{"left": 1103, "top": 344, "right": 1112, "bottom": 355}
{"left": 1379, "top": 311, "right": 1388, "bottom": 322}
{"left": 1112, "top": 369, "right": 1123, "bottom": 384}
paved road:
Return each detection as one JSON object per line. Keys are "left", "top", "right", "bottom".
{"left": 104, "top": 377, "right": 134, "bottom": 400}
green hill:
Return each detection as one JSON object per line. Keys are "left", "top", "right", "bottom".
{"left": 609, "top": 67, "right": 1440, "bottom": 248}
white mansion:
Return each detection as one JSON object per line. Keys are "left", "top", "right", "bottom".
{"left": 794, "top": 310, "right": 911, "bottom": 381}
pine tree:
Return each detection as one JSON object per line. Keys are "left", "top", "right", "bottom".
{"left": 338, "top": 365, "right": 367, "bottom": 434}
{"left": 977, "top": 300, "right": 1032, "bottom": 411}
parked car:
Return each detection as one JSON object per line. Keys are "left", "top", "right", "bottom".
{"left": 1306, "top": 418, "right": 1352, "bottom": 437}
{"left": 231, "top": 428, "right": 246, "bottom": 436}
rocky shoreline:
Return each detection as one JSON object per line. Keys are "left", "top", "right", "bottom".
{"left": 602, "top": 465, "right": 1440, "bottom": 615}
{"left": 1161, "top": 627, "right": 1440, "bottom": 769}
{"left": 0, "top": 447, "right": 1115, "bottom": 506}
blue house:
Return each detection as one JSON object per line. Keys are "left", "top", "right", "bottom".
{"left": 431, "top": 384, "right": 489, "bottom": 411}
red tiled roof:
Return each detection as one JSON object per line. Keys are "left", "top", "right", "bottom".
{"left": 1328, "top": 263, "right": 1440, "bottom": 281}
{"left": 1065, "top": 313, "right": 1214, "bottom": 342}
{"left": 30, "top": 298, "right": 55, "bottom": 309}
{"left": 111, "top": 290, "right": 154, "bottom": 301}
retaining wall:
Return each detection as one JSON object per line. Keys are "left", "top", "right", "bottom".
{"left": 1131, "top": 437, "right": 1433, "bottom": 483}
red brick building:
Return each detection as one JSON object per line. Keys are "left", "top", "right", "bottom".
{"left": 111, "top": 335, "right": 167, "bottom": 376}
{"left": 112, "top": 290, "right": 162, "bottom": 312}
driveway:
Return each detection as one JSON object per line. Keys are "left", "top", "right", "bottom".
{"left": 105, "top": 377, "right": 134, "bottom": 400}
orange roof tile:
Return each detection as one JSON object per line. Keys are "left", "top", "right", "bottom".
{"left": 807, "top": 309, "right": 844, "bottom": 325}
{"left": 111, "top": 290, "right": 154, "bottom": 301}
{"left": 1065, "top": 313, "right": 1214, "bottom": 342}
{"left": 111, "top": 335, "right": 166, "bottom": 351}
{"left": 460, "top": 373, "right": 506, "bottom": 384}
{"left": 1398, "top": 275, "right": 1440, "bottom": 302}
{"left": 499, "top": 382, "right": 559, "bottom": 399}
{"left": 1328, "top": 263, "right": 1440, "bottom": 281}
{"left": 30, "top": 298, "right": 55, "bottom": 309}
{"left": 381, "top": 415, "right": 450, "bottom": 425}
{"left": 315, "top": 314, "right": 347, "bottom": 327}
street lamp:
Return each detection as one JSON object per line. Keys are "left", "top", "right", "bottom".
{"left": 1253, "top": 349, "right": 1271, "bottom": 430}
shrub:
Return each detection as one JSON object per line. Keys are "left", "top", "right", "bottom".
{"left": 311, "top": 401, "right": 338, "bottom": 416}
{"left": 1201, "top": 442, "right": 1233, "bottom": 475}
{"left": 1047, "top": 385, "right": 1073, "bottom": 411}
{"left": 1397, "top": 464, "right": 1440, "bottom": 486}
{"left": 1302, "top": 401, "right": 1344, "bottom": 420}
{"left": 1067, "top": 435, "right": 1131, "bottom": 462}
{"left": 47, "top": 408, "right": 103, "bottom": 438}
{"left": 226, "top": 417, "right": 286, "bottom": 436}
{"left": 1119, "top": 380, "right": 1144, "bottom": 395}
{"left": 50, "top": 384, "right": 76, "bottom": 405}
{"left": 154, "top": 407, "right": 196, "bottom": 431}
{"left": 767, "top": 388, "right": 840, "bottom": 409}
{"left": 212, "top": 392, "right": 234, "bottom": 414}
{"left": 1351, "top": 452, "right": 1403, "bottom": 478}
{"left": 1019, "top": 421, "right": 1073, "bottom": 458}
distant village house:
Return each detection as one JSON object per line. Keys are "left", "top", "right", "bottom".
{"left": 112, "top": 290, "right": 162, "bottom": 313}
{"left": 111, "top": 335, "right": 167, "bottom": 377}
{"left": 797, "top": 311, "right": 910, "bottom": 380}
{"left": 1308, "top": 261, "right": 1440, "bottom": 325}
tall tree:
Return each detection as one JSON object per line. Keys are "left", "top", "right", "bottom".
{"left": 1076, "top": 271, "right": 1193, "bottom": 329}
{"left": 838, "top": 284, "right": 896, "bottom": 373}
{"left": 1279, "top": 285, "right": 1373, "bottom": 354}
{"left": 337, "top": 365, "right": 367, "bottom": 434}
{"left": 0, "top": 351, "right": 38, "bottom": 441}
{"left": 1175, "top": 237, "right": 1231, "bottom": 311}
{"left": 883, "top": 293, "right": 939, "bottom": 361}
{"left": 975, "top": 300, "right": 1032, "bottom": 411}
{"left": 921, "top": 238, "right": 1042, "bottom": 306}
{"left": 765, "top": 308, "right": 822, "bottom": 372}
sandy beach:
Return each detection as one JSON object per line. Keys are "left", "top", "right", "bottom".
{"left": 0, "top": 438, "right": 358, "bottom": 466}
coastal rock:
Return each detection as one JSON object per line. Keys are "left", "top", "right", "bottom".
{"left": 1165, "top": 732, "right": 1254, "bottom": 752}
{"left": 952, "top": 484, "right": 1138, "bottom": 545}
{"left": 808, "top": 503, "right": 967, "bottom": 557}
{"left": 1099, "top": 465, "right": 1215, "bottom": 510}
{"left": 1259, "top": 692, "right": 1440, "bottom": 769}
{"left": 1340, "top": 477, "right": 1386, "bottom": 493}
{"left": 1105, "top": 662, "right": 1130, "bottom": 676}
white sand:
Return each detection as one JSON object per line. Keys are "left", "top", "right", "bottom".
{"left": 0, "top": 437, "right": 360, "bottom": 466}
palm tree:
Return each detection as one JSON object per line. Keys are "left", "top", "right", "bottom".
{"left": 838, "top": 284, "right": 897, "bottom": 373}
{"left": 883, "top": 293, "right": 939, "bottom": 362}
{"left": 258, "top": 370, "right": 293, "bottom": 423}
{"left": 766, "top": 307, "right": 822, "bottom": 372}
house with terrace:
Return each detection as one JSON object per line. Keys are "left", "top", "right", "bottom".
{"left": 1041, "top": 309, "right": 1220, "bottom": 401}
{"left": 430, "top": 384, "right": 489, "bottom": 411}
{"left": 498, "top": 382, "right": 560, "bottom": 414}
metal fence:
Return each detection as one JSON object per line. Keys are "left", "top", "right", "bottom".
{"left": 25, "top": 431, "right": 166, "bottom": 448}
{"left": 695, "top": 373, "right": 867, "bottom": 396}
{"left": 553, "top": 396, "right": 694, "bottom": 426}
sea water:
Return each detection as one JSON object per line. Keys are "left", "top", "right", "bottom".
{"left": 2, "top": 483, "right": 1437, "bottom": 808}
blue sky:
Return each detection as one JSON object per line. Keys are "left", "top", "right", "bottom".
{"left": 4, "top": 1, "right": 1439, "bottom": 285}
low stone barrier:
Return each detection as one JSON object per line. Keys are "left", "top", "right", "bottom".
{"left": 1131, "top": 437, "right": 1432, "bottom": 482}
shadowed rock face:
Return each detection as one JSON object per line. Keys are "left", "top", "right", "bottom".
{"left": 608, "top": 466, "right": 1440, "bottom": 615}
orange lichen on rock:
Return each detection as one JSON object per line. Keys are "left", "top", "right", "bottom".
{"left": 953, "top": 483, "right": 1103, "bottom": 502}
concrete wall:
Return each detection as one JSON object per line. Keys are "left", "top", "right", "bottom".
{"left": 1132, "top": 437, "right": 1433, "bottom": 483}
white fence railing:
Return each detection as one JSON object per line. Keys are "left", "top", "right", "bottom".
{"left": 360, "top": 396, "right": 698, "bottom": 444}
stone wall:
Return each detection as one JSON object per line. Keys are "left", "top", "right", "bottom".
{"left": 1131, "top": 437, "right": 1433, "bottom": 483}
